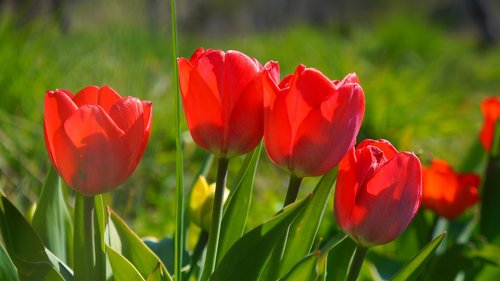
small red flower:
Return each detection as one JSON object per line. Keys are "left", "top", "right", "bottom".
{"left": 422, "top": 159, "right": 480, "bottom": 220}
{"left": 178, "top": 48, "right": 278, "bottom": 158}
{"left": 44, "top": 86, "right": 152, "bottom": 195}
{"left": 479, "top": 96, "right": 500, "bottom": 152}
{"left": 263, "top": 64, "right": 365, "bottom": 177}
{"left": 334, "top": 139, "right": 422, "bottom": 247}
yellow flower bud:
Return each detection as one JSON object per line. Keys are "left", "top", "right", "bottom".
{"left": 189, "top": 176, "right": 230, "bottom": 232}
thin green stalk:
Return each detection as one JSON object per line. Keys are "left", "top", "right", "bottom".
{"left": 345, "top": 244, "right": 368, "bottom": 281}
{"left": 186, "top": 231, "right": 209, "bottom": 281}
{"left": 201, "top": 157, "right": 229, "bottom": 281}
{"left": 283, "top": 175, "right": 303, "bottom": 208}
{"left": 170, "top": 0, "right": 184, "bottom": 280}
{"left": 74, "top": 194, "right": 105, "bottom": 281}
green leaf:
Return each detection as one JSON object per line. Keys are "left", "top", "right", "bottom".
{"left": 326, "top": 236, "right": 357, "bottom": 281}
{"left": 209, "top": 196, "right": 309, "bottom": 281}
{"left": 275, "top": 168, "right": 338, "bottom": 278}
{"left": 279, "top": 253, "right": 319, "bottom": 281}
{"left": 391, "top": 231, "right": 447, "bottom": 281}
{"left": 0, "top": 195, "right": 67, "bottom": 281}
{"left": 106, "top": 245, "right": 145, "bottom": 281}
{"left": 146, "top": 262, "right": 169, "bottom": 281}
{"left": 218, "top": 143, "right": 262, "bottom": 261}
{"left": 107, "top": 207, "right": 173, "bottom": 281}
{"left": 32, "top": 166, "right": 73, "bottom": 264}
{"left": 0, "top": 244, "right": 19, "bottom": 281}
{"left": 480, "top": 120, "right": 500, "bottom": 244}
{"left": 467, "top": 244, "right": 500, "bottom": 267}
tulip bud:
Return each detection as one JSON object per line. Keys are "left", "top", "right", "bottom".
{"left": 263, "top": 64, "right": 364, "bottom": 177}
{"left": 44, "top": 86, "right": 152, "bottom": 195}
{"left": 178, "top": 48, "right": 278, "bottom": 158}
{"left": 479, "top": 96, "right": 500, "bottom": 152}
{"left": 334, "top": 139, "right": 422, "bottom": 247}
{"left": 189, "top": 176, "right": 230, "bottom": 232}
{"left": 422, "top": 159, "right": 480, "bottom": 220}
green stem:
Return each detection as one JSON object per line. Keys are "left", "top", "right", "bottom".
{"left": 170, "top": 0, "right": 184, "bottom": 279}
{"left": 201, "top": 157, "right": 229, "bottom": 281}
{"left": 186, "top": 231, "right": 209, "bottom": 281}
{"left": 283, "top": 175, "right": 303, "bottom": 208}
{"left": 345, "top": 244, "right": 368, "bottom": 281}
{"left": 74, "top": 194, "right": 105, "bottom": 281}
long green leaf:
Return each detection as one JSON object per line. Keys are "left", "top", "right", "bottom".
{"left": 326, "top": 236, "right": 357, "bottom": 281}
{"left": 0, "top": 195, "right": 66, "bottom": 281}
{"left": 218, "top": 144, "right": 262, "bottom": 261}
{"left": 391, "top": 232, "right": 447, "bottom": 281}
{"left": 32, "top": 166, "right": 73, "bottom": 264}
{"left": 209, "top": 196, "right": 309, "bottom": 281}
{"left": 279, "top": 254, "right": 318, "bottom": 281}
{"left": 107, "top": 207, "right": 173, "bottom": 281}
{"left": 0, "top": 244, "right": 19, "bottom": 281}
{"left": 480, "top": 120, "right": 500, "bottom": 244}
{"left": 275, "top": 168, "right": 338, "bottom": 278}
{"left": 106, "top": 245, "right": 145, "bottom": 281}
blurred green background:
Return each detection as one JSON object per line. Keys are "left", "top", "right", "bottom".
{"left": 0, "top": 0, "right": 499, "bottom": 241}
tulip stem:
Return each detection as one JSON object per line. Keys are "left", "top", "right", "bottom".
{"left": 74, "top": 194, "right": 105, "bottom": 281}
{"left": 186, "top": 230, "right": 209, "bottom": 281}
{"left": 201, "top": 157, "right": 229, "bottom": 280}
{"left": 283, "top": 175, "right": 303, "bottom": 207}
{"left": 346, "top": 244, "right": 368, "bottom": 281}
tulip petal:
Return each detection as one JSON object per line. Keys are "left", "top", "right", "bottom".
{"left": 44, "top": 90, "right": 78, "bottom": 167}
{"left": 179, "top": 56, "right": 224, "bottom": 155}
{"left": 291, "top": 83, "right": 364, "bottom": 176}
{"left": 357, "top": 139, "right": 399, "bottom": 161}
{"left": 108, "top": 97, "right": 145, "bottom": 172}
{"left": 192, "top": 49, "right": 225, "bottom": 103}
{"left": 72, "top": 86, "right": 100, "bottom": 107}
{"left": 353, "top": 152, "right": 422, "bottom": 246}
{"left": 264, "top": 73, "right": 294, "bottom": 170}
{"left": 334, "top": 147, "right": 359, "bottom": 235}
{"left": 61, "top": 105, "right": 127, "bottom": 194}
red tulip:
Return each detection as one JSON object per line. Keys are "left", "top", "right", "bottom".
{"left": 178, "top": 48, "right": 278, "bottom": 158}
{"left": 334, "top": 139, "right": 422, "bottom": 247}
{"left": 263, "top": 64, "right": 364, "bottom": 177}
{"left": 44, "top": 86, "right": 152, "bottom": 195}
{"left": 479, "top": 96, "right": 500, "bottom": 152}
{"left": 422, "top": 159, "right": 480, "bottom": 220}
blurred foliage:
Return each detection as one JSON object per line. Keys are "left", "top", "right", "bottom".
{"left": 0, "top": 4, "right": 499, "bottom": 249}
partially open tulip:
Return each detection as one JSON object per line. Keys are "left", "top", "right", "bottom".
{"left": 189, "top": 176, "right": 230, "bottom": 232}
{"left": 479, "top": 96, "right": 500, "bottom": 152}
{"left": 263, "top": 64, "right": 364, "bottom": 177}
{"left": 178, "top": 48, "right": 279, "bottom": 158}
{"left": 44, "top": 86, "right": 152, "bottom": 195}
{"left": 422, "top": 159, "right": 480, "bottom": 220}
{"left": 334, "top": 139, "right": 422, "bottom": 247}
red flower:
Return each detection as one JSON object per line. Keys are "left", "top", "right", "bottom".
{"left": 263, "top": 64, "right": 365, "bottom": 177}
{"left": 178, "top": 48, "right": 278, "bottom": 158}
{"left": 334, "top": 139, "right": 422, "bottom": 247}
{"left": 44, "top": 86, "right": 152, "bottom": 195}
{"left": 422, "top": 159, "right": 480, "bottom": 220}
{"left": 480, "top": 96, "right": 500, "bottom": 152}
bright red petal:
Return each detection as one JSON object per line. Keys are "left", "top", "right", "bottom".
{"left": 97, "top": 86, "right": 122, "bottom": 112}
{"left": 72, "top": 86, "right": 100, "bottom": 107}
{"left": 334, "top": 147, "right": 359, "bottom": 236}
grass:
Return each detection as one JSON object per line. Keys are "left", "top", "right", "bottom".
{"left": 0, "top": 10, "right": 499, "bottom": 241}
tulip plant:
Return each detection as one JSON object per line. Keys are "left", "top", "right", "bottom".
{"left": 1, "top": 3, "right": 500, "bottom": 281}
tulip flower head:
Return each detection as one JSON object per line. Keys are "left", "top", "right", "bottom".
{"left": 263, "top": 64, "right": 365, "bottom": 177}
{"left": 334, "top": 139, "right": 422, "bottom": 247}
{"left": 189, "top": 176, "right": 230, "bottom": 232}
{"left": 479, "top": 96, "right": 500, "bottom": 152}
{"left": 422, "top": 159, "right": 480, "bottom": 220}
{"left": 44, "top": 86, "right": 152, "bottom": 195}
{"left": 178, "top": 48, "right": 279, "bottom": 158}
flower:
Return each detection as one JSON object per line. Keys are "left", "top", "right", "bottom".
{"left": 479, "top": 96, "right": 500, "bottom": 152}
{"left": 178, "top": 48, "right": 279, "bottom": 158}
{"left": 189, "top": 176, "right": 230, "bottom": 232}
{"left": 334, "top": 139, "right": 422, "bottom": 247}
{"left": 44, "top": 86, "right": 152, "bottom": 195}
{"left": 262, "top": 64, "right": 364, "bottom": 177}
{"left": 422, "top": 159, "right": 480, "bottom": 220}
